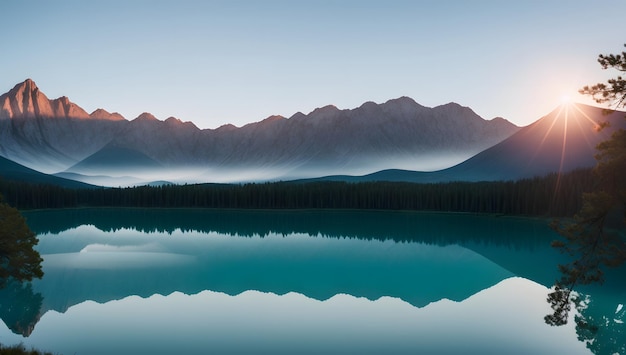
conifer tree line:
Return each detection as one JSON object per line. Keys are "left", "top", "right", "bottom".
{"left": 0, "top": 168, "right": 593, "bottom": 217}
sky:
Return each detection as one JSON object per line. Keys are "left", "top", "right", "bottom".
{"left": 1, "top": 0, "right": 625, "bottom": 129}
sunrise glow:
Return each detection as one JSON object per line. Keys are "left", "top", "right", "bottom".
{"left": 560, "top": 94, "right": 572, "bottom": 105}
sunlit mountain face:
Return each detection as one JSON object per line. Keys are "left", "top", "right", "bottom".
{"left": 0, "top": 79, "right": 519, "bottom": 186}
{"left": 441, "top": 102, "right": 626, "bottom": 181}
{"left": 457, "top": 102, "right": 626, "bottom": 178}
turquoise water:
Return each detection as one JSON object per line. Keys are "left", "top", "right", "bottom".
{"left": 1, "top": 209, "right": 623, "bottom": 354}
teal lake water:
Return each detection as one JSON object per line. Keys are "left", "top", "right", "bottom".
{"left": 1, "top": 209, "right": 624, "bottom": 354}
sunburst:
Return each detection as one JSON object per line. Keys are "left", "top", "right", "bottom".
{"left": 547, "top": 101, "right": 605, "bottom": 207}
{"left": 560, "top": 94, "right": 572, "bottom": 105}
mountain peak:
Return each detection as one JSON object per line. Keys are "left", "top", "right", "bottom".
{"left": 358, "top": 101, "right": 379, "bottom": 109}
{"left": 90, "top": 108, "right": 126, "bottom": 121}
{"left": 134, "top": 112, "right": 159, "bottom": 122}
{"left": 261, "top": 115, "right": 286, "bottom": 123}
{"left": 309, "top": 105, "right": 340, "bottom": 118}
{"left": 384, "top": 96, "right": 419, "bottom": 106}
{"left": 432, "top": 102, "right": 478, "bottom": 117}
{"left": 16, "top": 78, "right": 38, "bottom": 91}
{"left": 0, "top": 79, "right": 90, "bottom": 120}
{"left": 378, "top": 97, "right": 427, "bottom": 118}
{"left": 166, "top": 116, "right": 200, "bottom": 131}
{"left": 216, "top": 123, "right": 238, "bottom": 131}
{"left": 8, "top": 79, "right": 39, "bottom": 95}
{"left": 0, "top": 79, "right": 45, "bottom": 119}
{"left": 489, "top": 116, "right": 511, "bottom": 124}
{"left": 436, "top": 102, "right": 464, "bottom": 109}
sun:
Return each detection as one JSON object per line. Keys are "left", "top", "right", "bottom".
{"left": 559, "top": 93, "right": 572, "bottom": 105}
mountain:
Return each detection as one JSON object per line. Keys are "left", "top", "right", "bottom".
{"left": 90, "top": 108, "right": 125, "bottom": 121}
{"left": 0, "top": 80, "right": 128, "bottom": 172}
{"left": 0, "top": 79, "right": 519, "bottom": 185}
{"left": 89, "top": 97, "right": 519, "bottom": 183}
{"left": 66, "top": 144, "right": 163, "bottom": 175}
{"left": 0, "top": 79, "right": 89, "bottom": 120}
{"left": 313, "top": 103, "right": 626, "bottom": 183}
{"left": 203, "top": 99, "right": 518, "bottom": 175}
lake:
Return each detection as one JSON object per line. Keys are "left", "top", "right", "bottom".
{"left": 1, "top": 208, "right": 624, "bottom": 354}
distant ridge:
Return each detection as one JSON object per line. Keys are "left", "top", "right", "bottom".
{"left": 309, "top": 103, "right": 626, "bottom": 183}
{"left": 66, "top": 145, "right": 163, "bottom": 175}
{"left": 0, "top": 155, "right": 92, "bottom": 188}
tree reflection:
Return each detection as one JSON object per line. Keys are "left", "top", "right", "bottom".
{"left": 575, "top": 294, "right": 625, "bottom": 355}
{"left": 0, "top": 280, "right": 43, "bottom": 336}
{"left": 546, "top": 285, "right": 625, "bottom": 354}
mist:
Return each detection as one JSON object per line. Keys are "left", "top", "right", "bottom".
{"left": 44, "top": 152, "right": 476, "bottom": 187}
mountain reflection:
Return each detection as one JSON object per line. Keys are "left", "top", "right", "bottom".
{"left": 5, "top": 208, "right": 622, "bottom": 353}
{"left": 24, "top": 208, "right": 570, "bottom": 290}
{"left": 18, "top": 209, "right": 571, "bottom": 316}
{"left": 0, "top": 279, "right": 592, "bottom": 355}
{"left": 33, "top": 227, "right": 514, "bottom": 313}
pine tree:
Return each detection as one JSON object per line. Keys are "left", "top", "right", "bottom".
{"left": 0, "top": 195, "right": 43, "bottom": 287}
{"left": 546, "top": 44, "right": 626, "bottom": 327}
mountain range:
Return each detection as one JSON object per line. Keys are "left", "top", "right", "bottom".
{"left": 0, "top": 79, "right": 521, "bottom": 185}
{"left": 311, "top": 103, "right": 626, "bottom": 183}
{"left": 1, "top": 79, "right": 623, "bottom": 186}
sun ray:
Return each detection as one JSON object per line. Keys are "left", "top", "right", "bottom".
{"left": 570, "top": 104, "right": 599, "bottom": 151}
{"left": 529, "top": 105, "right": 564, "bottom": 169}
{"left": 572, "top": 103, "right": 604, "bottom": 131}
{"left": 552, "top": 104, "right": 569, "bottom": 208}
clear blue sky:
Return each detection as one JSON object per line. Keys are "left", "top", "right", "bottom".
{"left": 2, "top": 0, "right": 625, "bottom": 129}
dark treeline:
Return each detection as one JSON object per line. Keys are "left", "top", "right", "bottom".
{"left": 0, "top": 168, "right": 594, "bottom": 216}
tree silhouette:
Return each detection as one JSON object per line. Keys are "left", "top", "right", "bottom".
{"left": 0, "top": 279, "right": 43, "bottom": 336}
{"left": 0, "top": 194, "right": 43, "bottom": 288}
{"left": 579, "top": 44, "right": 626, "bottom": 108}
{"left": 546, "top": 44, "right": 626, "bottom": 331}
{"left": 574, "top": 291, "right": 626, "bottom": 355}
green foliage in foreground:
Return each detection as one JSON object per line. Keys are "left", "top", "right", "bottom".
{"left": 0, "top": 343, "right": 55, "bottom": 355}
{"left": 0, "top": 197, "right": 43, "bottom": 287}
{"left": 0, "top": 168, "right": 594, "bottom": 216}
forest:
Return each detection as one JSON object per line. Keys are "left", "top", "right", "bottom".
{"left": 0, "top": 168, "right": 594, "bottom": 217}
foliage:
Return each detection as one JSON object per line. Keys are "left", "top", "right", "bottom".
{"left": 579, "top": 43, "right": 626, "bottom": 108}
{"left": 546, "top": 45, "right": 626, "bottom": 333}
{"left": 0, "top": 280, "right": 43, "bottom": 337}
{"left": 0, "top": 195, "right": 43, "bottom": 287}
{"left": 0, "top": 343, "right": 55, "bottom": 355}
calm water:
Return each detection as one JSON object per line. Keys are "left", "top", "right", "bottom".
{"left": 1, "top": 209, "right": 624, "bottom": 354}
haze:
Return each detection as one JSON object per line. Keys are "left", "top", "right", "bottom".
{"left": 2, "top": 1, "right": 625, "bottom": 129}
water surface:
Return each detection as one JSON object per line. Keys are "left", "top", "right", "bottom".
{"left": 1, "top": 209, "right": 623, "bottom": 354}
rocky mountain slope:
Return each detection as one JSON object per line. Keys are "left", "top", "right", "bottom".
{"left": 0, "top": 79, "right": 519, "bottom": 184}
{"left": 0, "top": 80, "right": 127, "bottom": 172}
